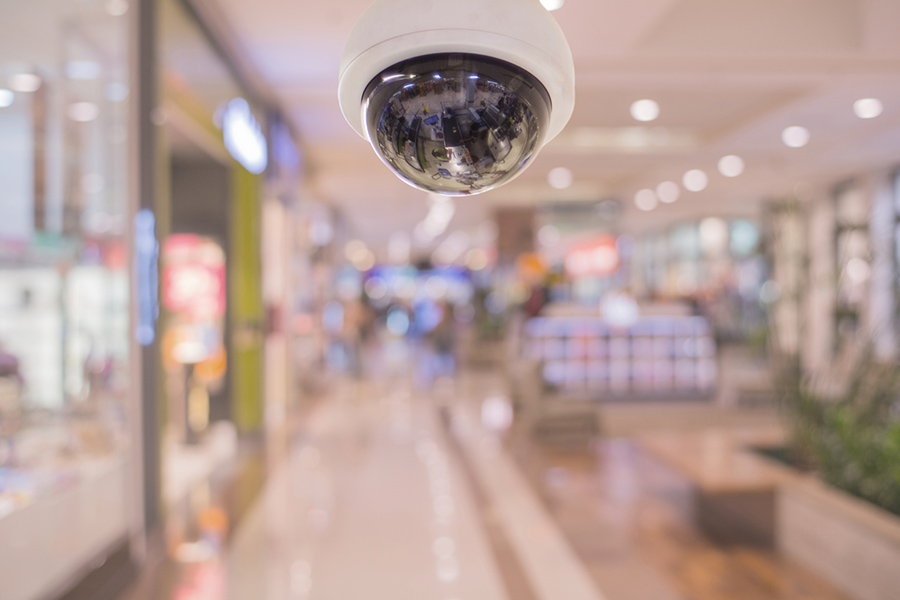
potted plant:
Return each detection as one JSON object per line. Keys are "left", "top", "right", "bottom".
{"left": 774, "top": 348, "right": 900, "bottom": 511}
{"left": 773, "top": 348, "right": 900, "bottom": 600}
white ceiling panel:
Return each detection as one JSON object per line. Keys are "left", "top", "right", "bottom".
{"left": 205, "top": 0, "right": 900, "bottom": 247}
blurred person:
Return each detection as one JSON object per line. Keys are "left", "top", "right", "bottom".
{"left": 0, "top": 343, "right": 23, "bottom": 417}
{"left": 342, "top": 297, "right": 367, "bottom": 377}
{"left": 413, "top": 299, "right": 456, "bottom": 388}
{"left": 429, "top": 301, "right": 457, "bottom": 378}
{"left": 523, "top": 281, "right": 548, "bottom": 318}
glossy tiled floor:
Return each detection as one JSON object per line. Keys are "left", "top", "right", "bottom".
{"left": 459, "top": 370, "right": 852, "bottom": 600}
{"left": 119, "top": 367, "right": 851, "bottom": 600}
{"left": 122, "top": 375, "right": 519, "bottom": 600}
{"left": 506, "top": 436, "right": 852, "bottom": 600}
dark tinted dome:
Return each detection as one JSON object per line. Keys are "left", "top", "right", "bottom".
{"left": 362, "top": 54, "right": 551, "bottom": 196}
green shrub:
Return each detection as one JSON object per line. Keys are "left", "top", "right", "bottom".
{"left": 777, "top": 350, "right": 900, "bottom": 516}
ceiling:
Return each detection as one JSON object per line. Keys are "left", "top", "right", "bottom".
{"left": 206, "top": 0, "right": 900, "bottom": 249}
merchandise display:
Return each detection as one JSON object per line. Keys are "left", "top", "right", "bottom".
{"left": 0, "top": 418, "right": 125, "bottom": 518}
{"left": 0, "top": 263, "right": 130, "bottom": 517}
{"left": 161, "top": 235, "right": 228, "bottom": 440}
{"left": 0, "top": 2, "right": 135, "bottom": 598}
{"left": 524, "top": 315, "right": 717, "bottom": 397}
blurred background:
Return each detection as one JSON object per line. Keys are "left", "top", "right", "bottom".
{"left": 2, "top": 1, "right": 900, "bottom": 599}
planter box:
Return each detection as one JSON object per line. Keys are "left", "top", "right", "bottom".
{"left": 637, "top": 429, "right": 796, "bottom": 547}
{"left": 641, "top": 430, "right": 900, "bottom": 600}
{"left": 696, "top": 488, "right": 777, "bottom": 547}
{"left": 778, "top": 477, "right": 900, "bottom": 600}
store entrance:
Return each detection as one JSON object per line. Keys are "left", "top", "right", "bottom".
{"left": 159, "top": 123, "right": 237, "bottom": 504}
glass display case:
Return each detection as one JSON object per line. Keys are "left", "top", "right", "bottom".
{"left": 0, "top": 1, "right": 135, "bottom": 599}
{"left": 524, "top": 315, "right": 717, "bottom": 398}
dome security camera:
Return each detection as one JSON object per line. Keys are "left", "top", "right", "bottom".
{"left": 338, "top": 0, "right": 575, "bottom": 196}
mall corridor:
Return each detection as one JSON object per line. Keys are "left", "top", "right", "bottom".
{"left": 4, "top": 1, "right": 900, "bottom": 599}
{"left": 115, "top": 363, "right": 851, "bottom": 600}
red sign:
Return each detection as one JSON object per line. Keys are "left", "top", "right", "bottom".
{"left": 163, "top": 234, "right": 226, "bottom": 319}
{"left": 565, "top": 236, "right": 619, "bottom": 277}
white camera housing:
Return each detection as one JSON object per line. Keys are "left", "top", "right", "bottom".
{"left": 338, "top": 0, "right": 575, "bottom": 195}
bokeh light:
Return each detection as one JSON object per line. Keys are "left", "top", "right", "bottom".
{"left": 656, "top": 181, "right": 680, "bottom": 204}
{"left": 630, "top": 99, "right": 660, "bottom": 122}
{"left": 682, "top": 169, "right": 708, "bottom": 192}
{"left": 717, "top": 155, "right": 745, "bottom": 177}
{"left": 782, "top": 126, "right": 810, "bottom": 148}
{"left": 634, "top": 189, "right": 658, "bottom": 211}
{"left": 853, "top": 98, "right": 883, "bottom": 119}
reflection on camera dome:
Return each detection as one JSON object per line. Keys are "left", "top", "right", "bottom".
{"left": 364, "top": 55, "right": 550, "bottom": 195}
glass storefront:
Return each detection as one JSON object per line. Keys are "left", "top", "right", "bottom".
{"left": 156, "top": 0, "right": 259, "bottom": 501}
{"left": 834, "top": 181, "right": 870, "bottom": 346}
{"left": 632, "top": 217, "right": 767, "bottom": 342}
{"left": 0, "top": 1, "right": 135, "bottom": 599}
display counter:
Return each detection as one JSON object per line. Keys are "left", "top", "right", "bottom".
{"left": 522, "top": 315, "right": 717, "bottom": 398}
{"left": 0, "top": 453, "right": 130, "bottom": 600}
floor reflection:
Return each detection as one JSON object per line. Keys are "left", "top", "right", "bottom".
{"left": 118, "top": 367, "right": 852, "bottom": 600}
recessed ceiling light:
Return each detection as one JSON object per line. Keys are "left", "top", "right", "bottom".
{"left": 630, "top": 99, "right": 660, "bottom": 122}
{"left": 547, "top": 166, "right": 573, "bottom": 189}
{"left": 656, "top": 181, "right": 680, "bottom": 204}
{"left": 634, "top": 189, "right": 658, "bottom": 211}
{"left": 8, "top": 73, "right": 41, "bottom": 92}
{"left": 717, "top": 155, "right": 745, "bottom": 177}
{"left": 853, "top": 98, "right": 883, "bottom": 119}
{"left": 682, "top": 169, "right": 708, "bottom": 192}
{"left": 0, "top": 89, "right": 14, "bottom": 108}
{"left": 540, "top": 0, "right": 564, "bottom": 11}
{"left": 782, "top": 126, "right": 810, "bottom": 148}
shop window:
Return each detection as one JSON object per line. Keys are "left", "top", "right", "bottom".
{"left": 834, "top": 181, "right": 870, "bottom": 347}
{"left": 0, "top": 1, "right": 133, "bottom": 597}
{"left": 893, "top": 169, "right": 900, "bottom": 338}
